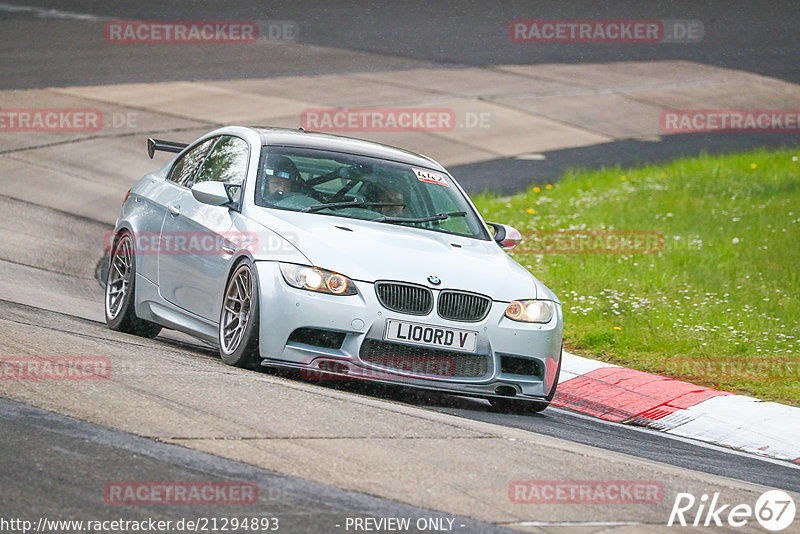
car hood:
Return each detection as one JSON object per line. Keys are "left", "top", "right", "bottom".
{"left": 246, "top": 209, "right": 554, "bottom": 302}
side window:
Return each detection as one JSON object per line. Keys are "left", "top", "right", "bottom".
{"left": 193, "top": 136, "right": 249, "bottom": 188}
{"left": 167, "top": 138, "right": 216, "bottom": 187}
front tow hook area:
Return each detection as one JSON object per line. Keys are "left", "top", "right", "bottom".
{"left": 495, "top": 385, "right": 517, "bottom": 397}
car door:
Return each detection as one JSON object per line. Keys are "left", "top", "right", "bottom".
{"left": 157, "top": 135, "right": 250, "bottom": 322}
{"left": 136, "top": 137, "right": 217, "bottom": 284}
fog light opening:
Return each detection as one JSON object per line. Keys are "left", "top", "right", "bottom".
{"left": 495, "top": 385, "right": 517, "bottom": 397}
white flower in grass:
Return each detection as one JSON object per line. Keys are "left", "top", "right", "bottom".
{"left": 732, "top": 237, "right": 740, "bottom": 244}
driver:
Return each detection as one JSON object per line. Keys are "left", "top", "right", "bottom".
{"left": 263, "top": 154, "right": 301, "bottom": 201}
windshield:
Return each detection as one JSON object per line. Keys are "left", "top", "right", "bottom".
{"left": 254, "top": 146, "right": 489, "bottom": 240}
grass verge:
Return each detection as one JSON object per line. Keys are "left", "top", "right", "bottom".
{"left": 472, "top": 148, "right": 800, "bottom": 406}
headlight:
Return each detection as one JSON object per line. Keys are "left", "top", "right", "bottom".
{"left": 505, "top": 300, "right": 555, "bottom": 323}
{"left": 279, "top": 264, "right": 358, "bottom": 296}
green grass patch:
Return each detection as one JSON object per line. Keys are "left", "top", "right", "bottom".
{"left": 472, "top": 148, "right": 800, "bottom": 405}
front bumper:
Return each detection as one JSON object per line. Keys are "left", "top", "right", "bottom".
{"left": 254, "top": 261, "right": 563, "bottom": 400}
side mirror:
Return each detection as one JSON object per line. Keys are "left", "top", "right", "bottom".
{"left": 191, "top": 181, "right": 231, "bottom": 206}
{"left": 487, "top": 222, "right": 522, "bottom": 250}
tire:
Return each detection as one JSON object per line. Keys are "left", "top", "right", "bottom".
{"left": 489, "top": 351, "right": 562, "bottom": 414}
{"left": 105, "top": 231, "right": 162, "bottom": 338}
{"left": 218, "top": 259, "right": 261, "bottom": 369}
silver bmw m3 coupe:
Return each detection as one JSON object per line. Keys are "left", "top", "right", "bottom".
{"left": 105, "top": 126, "right": 563, "bottom": 412}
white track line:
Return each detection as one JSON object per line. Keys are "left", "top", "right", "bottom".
{"left": 549, "top": 407, "right": 800, "bottom": 471}
{"left": 0, "top": 3, "right": 101, "bottom": 20}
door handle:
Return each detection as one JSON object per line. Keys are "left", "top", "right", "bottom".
{"left": 168, "top": 204, "right": 181, "bottom": 216}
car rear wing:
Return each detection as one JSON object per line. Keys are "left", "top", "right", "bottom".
{"left": 147, "top": 138, "right": 188, "bottom": 159}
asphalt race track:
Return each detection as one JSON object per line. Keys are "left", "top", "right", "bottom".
{"left": 3, "top": 298, "right": 800, "bottom": 532}
{"left": 3, "top": 0, "right": 800, "bottom": 86}
{"left": 3, "top": 1, "right": 800, "bottom": 184}
{"left": 1, "top": 2, "right": 800, "bottom": 532}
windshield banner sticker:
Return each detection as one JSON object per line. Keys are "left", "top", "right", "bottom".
{"left": 413, "top": 168, "right": 449, "bottom": 187}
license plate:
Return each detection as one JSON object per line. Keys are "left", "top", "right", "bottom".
{"left": 384, "top": 319, "right": 478, "bottom": 353}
